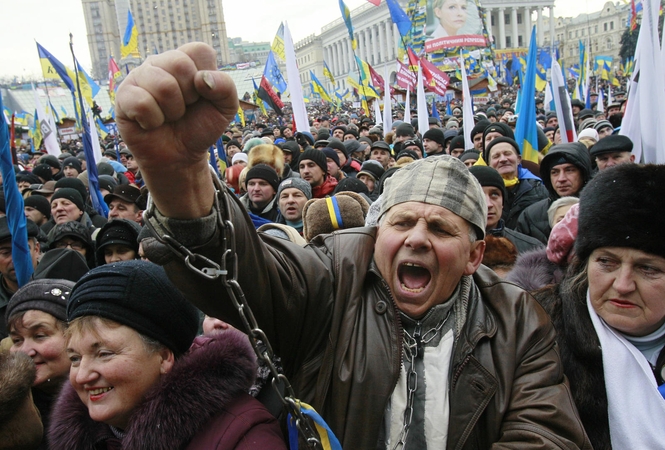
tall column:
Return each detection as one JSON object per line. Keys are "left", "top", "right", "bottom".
{"left": 511, "top": 8, "right": 518, "bottom": 48}
{"left": 371, "top": 26, "right": 379, "bottom": 65}
{"left": 385, "top": 21, "right": 394, "bottom": 60}
{"left": 525, "top": 7, "right": 532, "bottom": 45}
{"left": 550, "top": 6, "right": 555, "bottom": 48}
{"left": 378, "top": 21, "right": 386, "bottom": 63}
{"left": 357, "top": 30, "right": 364, "bottom": 61}
{"left": 347, "top": 39, "right": 354, "bottom": 73}
{"left": 393, "top": 24, "right": 399, "bottom": 60}
{"left": 334, "top": 42, "right": 341, "bottom": 75}
{"left": 537, "top": 7, "right": 544, "bottom": 46}
{"left": 498, "top": 7, "right": 505, "bottom": 50}
{"left": 343, "top": 38, "right": 349, "bottom": 73}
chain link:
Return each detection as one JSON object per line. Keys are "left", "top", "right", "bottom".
{"left": 144, "top": 170, "right": 322, "bottom": 448}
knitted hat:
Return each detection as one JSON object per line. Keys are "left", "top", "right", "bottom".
{"left": 380, "top": 155, "right": 487, "bottom": 239}
{"left": 333, "top": 177, "right": 370, "bottom": 196}
{"left": 322, "top": 148, "right": 341, "bottom": 168}
{"left": 95, "top": 219, "right": 142, "bottom": 266}
{"left": 469, "top": 166, "right": 506, "bottom": 204}
{"left": 299, "top": 149, "right": 327, "bottom": 174}
{"left": 395, "top": 123, "right": 415, "bottom": 137}
{"left": 54, "top": 178, "right": 88, "bottom": 205}
{"left": 62, "top": 157, "right": 82, "bottom": 173}
{"left": 33, "top": 248, "right": 90, "bottom": 283}
{"left": 357, "top": 160, "right": 385, "bottom": 182}
{"left": 226, "top": 139, "right": 242, "bottom": 151}
{"left": 24, "top": 195, "right": 51, "bottom": 219}
{"left": 396, "top": 149, "right": 420, "bottom": 162}
{"left": 576, "top": 164, "right": 665, "bottom": 262}
{"left": 245, "top": 164, "right": 280, "bottom": 192}
{"left": 589, "top": 135, "right": 633, "bottom": 157}
{"left": 39, "top": 155, "right": 60, "bottom": 170}
{"left": 243, "top": 137, "right": 265, "bottom": 154}
{"left": 67, "top": 260, "right": 200, "bottom": 356}
{"left": 50, "top": 188, "right": 84, "bottom": 213}
{"left": 484, "top": 136, "right": 521, "bottom": 162}
{"left": 302, "top": 192, "right": 370, "bottom": 242}
{"left": 232, "top": 153, "right": 248, "bottom": 165}
{"left": 445, "top": 120, "right": 459, "bottom": 130}
{"left": 277, "top": 177, "right": 312, "bottom": 201}
{"left": 281, "top": 141, "right": 300, "bottom": 154}
{"left": 32, "top": 164, "right": 53, "bottom": 181}
{"left": 460, "top": 149, "right": 481, "bottom": 163}
{"left": 5, "top": 279, "right": 75, "bottom": 324}
{"left": 327, "top": 139, "right": 348, "bottom": 158}
{"left": 97, "top": 162, "right": 115, "bottom": 177}
{"left": 422, "top": 128, "right": 445, "bottom": 146}
{"left": 449, "top": 135, "right": 466, "bottom": 153}
{"left": 0, "top": 217, "right": 39, "bottom": 243}
{"left": 470, "top": 120, "right": 490, "bottom": 140}
{"left": 482, "top": 123, "right": 515, "bottom": 150}
{"left": 98, "top": 175, "right": 118, "bottom": 193}
{"left": 593, "top": 120, "right": 614, "bottom": 133}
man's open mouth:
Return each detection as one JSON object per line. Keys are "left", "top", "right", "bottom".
{"left": 398, "top": 262, "right": 431, "bottom": 293}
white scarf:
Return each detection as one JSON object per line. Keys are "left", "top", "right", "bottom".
{"left": 586, "top": 290, "right": 665, "bottom": 448}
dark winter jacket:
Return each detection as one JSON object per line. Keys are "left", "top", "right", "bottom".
{"left": 48, "top": 331, "right": 286, "bottom": 450}
{"left": 506, "top": 248, "right": 565, "bottom": 292}
{"left": 143, "top": 184, "right": 591, "bottom": 450}
{"left": 489, "top": 219, "right": 544, "bottom": 254}
{"left": 516, "top": 143, "right": 592, "bottom": 244}
{"left": 502, "top": 178, "right": 548, "bottom": 229}
{"left": 341, "top": 158, "right": 362, "bottom": 178}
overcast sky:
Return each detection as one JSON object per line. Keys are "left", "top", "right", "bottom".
{"left": 0, "top": 0, "right": 612, "bottom": 79}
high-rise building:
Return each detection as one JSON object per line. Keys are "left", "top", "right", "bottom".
{"left": 82, "top": 0, "right": 231, "bottom": 79}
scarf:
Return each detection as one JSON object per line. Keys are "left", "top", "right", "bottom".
{"left": 586, "top": 290, "right": 665, "bottom": 448}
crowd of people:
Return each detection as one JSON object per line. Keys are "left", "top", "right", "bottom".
{"left": 1, "top": 42, "right": 660, "bottom": 450}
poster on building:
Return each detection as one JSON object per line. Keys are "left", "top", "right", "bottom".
{"left": 424, "top": 0, "right": 486, "bottom": 53}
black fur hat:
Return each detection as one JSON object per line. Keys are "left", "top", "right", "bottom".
{"left": 576, "top": 164, "right": 665, "bottom": 262}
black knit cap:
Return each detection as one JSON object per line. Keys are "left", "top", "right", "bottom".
{"left": 470, "top": 120, "right": 490, "bottom": 139}
{"left": 576, "top": 164, "right": 665, "bottom": 262}
{"left": 395, "top": 123, "right": 415, "bottom": 137}
{"left": 422, "top": 128, "right": 445, "bottom": 146}
{"left": 5, "top": 279, "right": 75, "bottom": 324}
{"left": 50, "top": 188, "right": 84, "bottom": 213}
{"left": 32, "top": 164, "right": 53, "bottom": 181}
{"left": 322, "top": 148, "right": 340, "bottom": 168}
{"left": 95, "top": 219, "right": 142, "bottom": 266}
{"left": 460, "top": 149, "right": 481, "bottom": 163}
{"left": 469, "top": 166, "right": 507, "bottom": 204}
{"left": 62, "top": 157, "right": 82, "bottom": 173}
{"left": 333, "top": 177, "right": 370, "bottom": 196}
{"left": 0, "top": 217, "right": 39, "bottom": 242}
{"left": 484, "top": 136, "right": 521, "bottom": 162}
{"left": 327, "top": 139, "right": 348, "bottom": 157}
{"left": 67, "top": 260, "right": 200, "bottom": 356}
{"left": 449, "top": 135, "right": 466, "bottom": 152}
{"left": 482, "top": 123, "right": 515, "bottom": 152}
{"left": 54, "top": 178, "right": 88, "bottom": 206}
{"left": 299, "top": 149, "right": 328, "bottom": 174}
{"left": 24, "top": 195, "right": 51, "bottom": 219}
{"left": 245, "top": 164, "right": 280, "bottom": 192}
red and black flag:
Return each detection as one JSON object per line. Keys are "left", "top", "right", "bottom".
{"left": 258, "top": 75, "right": 284, "bottom": 116}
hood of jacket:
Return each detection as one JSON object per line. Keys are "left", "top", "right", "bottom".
{"left": 539, "top": 143, "right": 592, "bottom": 199}
{"left": 48, "top": 330, "right": 257, "bottom": 450}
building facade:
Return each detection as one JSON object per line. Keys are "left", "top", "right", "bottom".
{"left": 483, "top": 0, "right": 555, "bottom": 49}
{"left": 228, "top": 38, "right": 271, "bottom": 64}
{"left": 552, "top": 1, "right": 629, "bottom": 69}
{"left": 81, "top": 0, "right": 231, "bottom": 79}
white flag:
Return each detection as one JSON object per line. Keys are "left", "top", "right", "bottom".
{"left": 88, "top": 112, "right": 102, "bottom": 165}
{"left": 283, "top": 22, "right": 309, "bottom": 132}
{"left": 373, "top": 99, "right": 383, "bottom": 126}
{"left": 32, "top": 85, "right": 61, "bottom": 156}
{"left": 404, "top": 89, "right": 410, "bottom": 124}
{"left": 416, "top": 63, "right": 428, "bottom": 138}
{"left": 460, "top": 54, "right": 474, "bottom": 150}
{"left": 382, "top": 65, "right": 392, "bottom": 132}
{"left": 551, "top": 60, "right": 577, "bottom": 143}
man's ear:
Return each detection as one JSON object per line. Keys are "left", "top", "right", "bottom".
{"left": 464, "top": 239, "right": 486, "bottom": 276}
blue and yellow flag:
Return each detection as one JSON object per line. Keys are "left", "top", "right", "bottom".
{"left": 339, "top": 0, "right": 357, "bottom": 50}
{"left": 323, "top": 61, "right": 335, "bottom": 84}
{"left": 31, "top": 109, "right": 42, "bottom": 146}
{"left": 514, "top": 27, "right": 540, "bottom": 164}
{"left": 36, "top": 42, "right": 75, "bottom": 92}
{"left": 121, "top": 9, "right": 140, "bottom": 59}
{"left": 271, "top": 23, "right": 286, "bottom": 61}
{"left": 310, "top": 71, "right": 332, "bottom": 102}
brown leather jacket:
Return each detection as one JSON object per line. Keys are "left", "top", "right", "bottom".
{"left": 147, "top": 190, "right": 591, "bottom": 450}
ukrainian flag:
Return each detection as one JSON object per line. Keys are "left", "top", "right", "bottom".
{"left": 339, "top": 0, "right": 357, "bottom": 50}
{"left": 36, "top": 42, "right": 75, "bottom": 92}
{"left": 514, "top": 27, "right": 540, "bottom": 164}
{"left": 323, "top": 61, "right": 335, "bottom": 84}
{"left": 310, "top": 71, "right": 332, "bottom": 102}
{"left": 121, "top": 9, "right": 140, "bottom": 59}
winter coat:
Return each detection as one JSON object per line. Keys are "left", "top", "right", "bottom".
{"left": 516, "top": 143, "right": 592, "bottom": 245}
{"left": 488, "top": 219, "right": 544, "bottom": 254}
{"left": 48, "top": 331, "right": 286, "bottom": 450}
{"left": 502, "top": 178, "right": 549, "bottom": 230}
{"left": 312, "top": 175, "right": 338, "bottom": 198}
{"left": 506, "top": 248, "right": 565, "bottom": 292}
{"left": 239, "top": 194, "right": 280, "bottom": 223}
{"left": 341, "top": 158, "right": 362, "bottom": 178}
{"left": 143, "top": 187, "right": 592, "bottom": 450}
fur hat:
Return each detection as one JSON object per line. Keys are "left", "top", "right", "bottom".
{"left": 0, "top": 352, "right": 37, "bottom": 426}
{"left": 380, "top": 155, "right": 487, "bottom": 239}
{"left": 482, "top": 235, "right": 518, "bottom": 269}
{"left": 302, "top": 192, "right": 370, "bottom": 242}
{"left": 68, "top": 260, "right": 200, "bottom": 356}
{"left": 247, "top": 144, "right": 285, "bottom": 174}
{"left": 576, "top": 164, "right": 665, "bottom": 262}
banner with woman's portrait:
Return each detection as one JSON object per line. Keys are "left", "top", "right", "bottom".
{"left": 424, "top": 0, "right": 486, "bottom": 52}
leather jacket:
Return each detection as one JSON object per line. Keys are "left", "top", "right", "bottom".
{"left": 145, "top": 188, "right": 591, "bottom": 450}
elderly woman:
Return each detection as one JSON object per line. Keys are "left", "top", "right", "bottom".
{"left": 6, "top": 279, "right": 76, "bottom": 449}
{"left": 534, "top": 164, "right": 665, "bottom": 449}
{"left": 48, "top": 260, "right": 286, "bottom": 449}
{"left": 95, "top": 219, "right": 142, "bottom": 265}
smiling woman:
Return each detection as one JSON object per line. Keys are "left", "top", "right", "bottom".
{"left": 48, "top": 260, "right": 287, "bottom": 449}
{"left": 533, "top": 164, "right": 665, "bottom": 449}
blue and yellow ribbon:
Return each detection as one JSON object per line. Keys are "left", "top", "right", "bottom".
{"left": 326, "top": 197, "right": 344, "bottom": 230}
{"left": 287, "top": 402, "right": 342, "bottom": 450}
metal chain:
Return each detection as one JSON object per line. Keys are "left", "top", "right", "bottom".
{"left": 392, "top": 310, "right": 451, "bottom": 450}
{"left": 144, "top": 170, "right": 322, "bottom": 449}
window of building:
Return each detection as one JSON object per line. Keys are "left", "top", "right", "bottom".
{"left": 604, "top": 23, "right": 608, "bottom": 31}
{"left": 610, "top": 21, "right": 614, "bottom": 29}
{"left": 517, "top": 13, "right": 522, "bottom": 24}
{"left": 491, "top": 15, "right": 495, "bottom": 26}
{"left": 595, "top": 25, "right": 598, "bottom": 33}
{"left": 568, "top": 31, "right": 572, "bottom": 39}
{"left": 506, "top": 36, "right": 512, "bottom": 47}
{"left": 505, "top": 13, "right": 510, "bottom": 25}
{"left": 518, "top": 35, "right": 523, "bottom": 46}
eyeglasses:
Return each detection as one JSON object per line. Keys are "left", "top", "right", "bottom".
{"left": 54, "top": 240, "right": 85, "bottom": 251}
